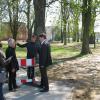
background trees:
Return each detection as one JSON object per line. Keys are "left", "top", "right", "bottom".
{"left": 0, "top": 0, "right": 100, "bottom": 55}
{"left": 21, "top": 0, "right": 35, "bottom": 41}
{"left": 7, "top": 0, "right": 19, "bottom": 40}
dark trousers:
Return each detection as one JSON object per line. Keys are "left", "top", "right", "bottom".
{"left": 8, "top": 71, "right": 17, "bottom": 90}
{"left": 27, "top": 67, "right": 34, "bottom": 79}
{"left": 40, "top": 67, "right": 49, "bottom": 90}
{"left": 0, "top": 83, "right": 4, "bottom": 100}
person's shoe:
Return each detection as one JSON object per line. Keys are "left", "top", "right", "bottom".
{"left": 3, "top": 96, "right": 6, "bottom": 100}
{"left": 15, "top": 85, "right": 20, "bottom": 89}
{"left": 9, "top": 89, "right": 13, "bottom": 92}
{"left": 32, "top": 78, "right": 37, "bottom": 84}
{"left": 39, "top": 89, "right": 49, "bottom": 92}
{"left": 13, "top": 89, "right": 17, "bottom": 92}
{"left": 38, "top": 85, "right": 43, "bottom": 88}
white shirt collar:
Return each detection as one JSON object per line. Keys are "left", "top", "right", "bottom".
{"left": 41, "top": 39, "right": 46, "bottom": 45}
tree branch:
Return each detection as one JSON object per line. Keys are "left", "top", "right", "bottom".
{"left": 46, "top": 0, "right": 59, "bottom": 7}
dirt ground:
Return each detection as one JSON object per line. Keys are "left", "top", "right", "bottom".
{"left": 48, "top": 50, "right": 100, "bottom": 100}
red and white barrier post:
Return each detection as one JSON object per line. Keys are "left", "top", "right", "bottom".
{"left": 17, "top": 58, "right": 36, "bottom": 84}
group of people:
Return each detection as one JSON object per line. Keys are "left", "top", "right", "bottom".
{"left": 0, "top": 33, "right": 52, "bottom": 100}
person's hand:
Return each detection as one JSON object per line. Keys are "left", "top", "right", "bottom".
{"left": 6, "top": 56, "right": 13, "bottom": 63}
{"left": 8, "top": 56, "right": 13, "bottom": 60}
{"left": 12, "top": 68, "right": 15, "bottom": 72}
{"left": 40, "top": 66, "right": 44, "bottom": 68}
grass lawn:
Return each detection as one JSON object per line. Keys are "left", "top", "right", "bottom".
{"left": 2, "top": 41, "right": 99, "bottom": 60}
{"left": 51, "top": 42, "right": 81, "bottom": 59}
{"left": 2, "top": 42, "right": 81, "bottom": 59}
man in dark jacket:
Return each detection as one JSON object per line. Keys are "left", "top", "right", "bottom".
{"left": 38, "top": 34, "right": 52, "bottom": 92}
{"left": 17, "top": 35, "right": 37, "bottom": 83}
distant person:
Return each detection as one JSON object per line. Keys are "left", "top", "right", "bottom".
{"left": 17, "top": 35, "right": 37, "bottom": 83}
{"left": 38, "top": 33, "right": 52, "bottom": 92}
{"left": 0, "top": 42, "right": 12, "bottom": 99}
{"left": 6, "top": 38, "right": 19, "bottom": 92}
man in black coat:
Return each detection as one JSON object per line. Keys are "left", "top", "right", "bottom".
{"left": 17, "top": 35, "right": 37, "bottom": 83}
{"left": 38, "top": 34, "right": 52, "bottom": 92}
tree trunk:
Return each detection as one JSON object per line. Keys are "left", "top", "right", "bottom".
{"left": 61, "top": 1, "right": 63, "bottom": 43}
{"left": 90, "top": 6, "right": 96, "bottom": 48}
{"left": 63, "top": 23, "right": 67, "bottom": 45}
{"left": 76, "top": 21, "right": 79, "bottom": 42}
{"left": 33, "top": 0, "right": 46, "bottom": 35}
{"left": 61, "top": 24, "right": 63, "bottom": 43}
{"left": 72, "top": 33, "right": 77, "bottom": 42}
{"left": 62, "top": 0, "right": 68, "bottom": 45}
{"left": 73, "top": 17, "right": 79, "bottom": 42}
{"left": 81, "top": 0, "right": 92, "bottom": 54}
{"left": 68, "top": 22, "right": 70, "bottom": 43}
{"left": 24, "top": 0, "right": 35, "bottom": 41}
{"left": 27, "top": 0, "right": 31, "bottom": 41}
{"left": 7, "top": 0, "right": 19, "bottom": 40}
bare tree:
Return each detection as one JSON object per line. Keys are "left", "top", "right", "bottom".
{"left": 7, "top": 0, "right": 19, "bottom": 40}
{"left": 22, "top": 0, "right": 35, "bottom": 41}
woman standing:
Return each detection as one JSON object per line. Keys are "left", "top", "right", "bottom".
{"left": 6, "top": 38, "right": 19, "bottom": 92}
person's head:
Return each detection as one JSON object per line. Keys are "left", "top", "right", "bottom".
{"left": 39, "top": 33, "right": 46, "bottom": 43}
{"left": 31, "top": 35, "right": 37, "bottom": 42}
{"left": 8, "top": 38, "right": 16, "bottom": 48}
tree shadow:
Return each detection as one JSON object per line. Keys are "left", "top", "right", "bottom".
{"left": 52, "top": 53, "right": 84, "bottom": 65}
{"left": 51, "top": 78, "right": 92, "bottom": 99}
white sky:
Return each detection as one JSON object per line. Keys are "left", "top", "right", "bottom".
{"left": 45, "top": 1, "right": 60, "bottom": 26}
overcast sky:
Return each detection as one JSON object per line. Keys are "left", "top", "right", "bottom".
{"left": 45, "top": 1, "right": 60, "bottom": 26}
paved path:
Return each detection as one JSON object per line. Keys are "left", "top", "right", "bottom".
{"left": 3, "top": 69, "right": 73, "bottom": 100}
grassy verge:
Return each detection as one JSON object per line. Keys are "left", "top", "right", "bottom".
{"left": 2, "top": 43, "right": 26, "bottom": 58}
{"left": 51, "top": 42, "right": 80, "bottom": 58}
{"left": 2, "top": 42, "right": 81, "bottom": 59}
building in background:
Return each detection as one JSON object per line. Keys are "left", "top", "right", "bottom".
{"left": 0, "top": 22, "right": 27, "bottom": 41}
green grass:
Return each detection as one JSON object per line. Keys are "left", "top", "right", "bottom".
{"left": 51, "top": 43, "right": 80, "bottom": 59}
{"left": 2, "top": 42, "right": 80, "bottom": 59}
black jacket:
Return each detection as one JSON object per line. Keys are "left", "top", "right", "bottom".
{"left": 39, "top": 40, "right": 52, "bottom": 67}
{"left": 6, "top": 47, "right": 19, "bottom": 71}
{"left": 17, "top": 42, "right": 37, "bottom": 59}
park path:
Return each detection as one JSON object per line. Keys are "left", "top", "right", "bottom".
{"left": 3, "top": 69, "right": 73, "bottom": 100}
{"left": 3, "top": 54, "right": 100, "bottom": 100}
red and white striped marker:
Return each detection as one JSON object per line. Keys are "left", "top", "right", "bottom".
{"left": 17, "top": 58, "right": 35, "bottom": 67}
{"left": 16, "top": 78, "right": 36, "bottom": 85}
{"left": 16, "top": 79, "right": 32, "bottom": 85}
